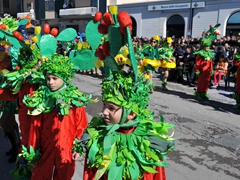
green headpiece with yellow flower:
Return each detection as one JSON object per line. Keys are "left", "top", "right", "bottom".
{"left": 41, "top": 54, "right": 75, "bottom": 82}
{"left": 153, "top": 35, "right": 160, "bottom": 44}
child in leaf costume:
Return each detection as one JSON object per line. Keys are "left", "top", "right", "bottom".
{"left": 78, "top": 5, "right": 175, "bottom": 180}
{"left": 17, "top": 54, "right": 90, "bottom": 180}
{"left": 80, "top": 71, "right": 175, "bottom": 180}
{"left": 158, "top": 37, "right": 176, "bottom": 90}
{"left": 0, "top": 15, "right": 24, "bottom": 163}
{"left": 194, "top": 24, "right": 220, "bottom": 100}
{"left": 11, "top": 26, "right": 95, "bottom": 179}
{"left": 233, "top": 53, "right": 240, "bottom": 108}
{"left": 140, "top": 35, "right": 161, "bottom": 92}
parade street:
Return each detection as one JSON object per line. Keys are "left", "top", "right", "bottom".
{"left": 0, "top": 72, "right": 240, "bottom": 180}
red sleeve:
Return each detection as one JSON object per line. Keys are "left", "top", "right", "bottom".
{"left": 210, "top": 59, "right": 213, "bottom": 71}
{"left": 195, "top": 55, "right": 202, "bottom": 73}
{"left": 75, "top": 106, "right": 88, "bottom": 139}
{"left": 0, "top": 88, "right": 18, "bottom": 101}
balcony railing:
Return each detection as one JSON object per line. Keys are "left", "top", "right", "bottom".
{"left": 59, "top": 7, "right": 97, "bottom": 17}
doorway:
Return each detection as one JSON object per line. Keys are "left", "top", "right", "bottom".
{"left": 226, "top": 11, "right": 240, "bottom": 37}
{"left": 167, "top": 15, "right": 185, "bottom": 38}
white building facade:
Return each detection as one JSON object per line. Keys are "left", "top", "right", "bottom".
{"left": 108, "top": 0, "right": 240, "bottom": 38}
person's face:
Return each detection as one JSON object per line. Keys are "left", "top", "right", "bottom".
{"left": 103, "top": 101, "right": 122, "bottom": 125}
{"left": 46, "top": 73, "right": 64, "bottom": 91}
{"left": 186, "top": 47, "right": 191, "bottom": 53}
{"left": 151, "top": 40, "right": 157, "bottom": 46}
{"left": 204, "top": 46, "right": 210, "bottom": 51}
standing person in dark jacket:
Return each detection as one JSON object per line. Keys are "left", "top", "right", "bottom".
{"left": 176, "top": 45, "right": 196, "bottom": 86}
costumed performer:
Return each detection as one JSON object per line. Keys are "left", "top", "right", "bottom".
{"left": 11, "top": 27, "right": 96, "bottom": 179}
{"left": 194, "top": 24, "right": 220, "bottom": 100}
{"left": 141, "top": 35, "right": 161, "bottom": 92}
{"left": 76, "top": 5, "right": 175, "bottom": 180}
{"left": 0, "top": 14, "right": 42, "bottom": 154}
{"left": 0, "top": 14, "right": 25, "bottom": 163}
{"left": 158, "top": 37, "right": 176, "bottom": 90}
{"left": 233, "top": 52, "right": 240, "bottom": 108}
{"left": 12, "top": 54, "right": 92, "bottom": 180}
{"left": 0, "top": 38, "right": 19, "bottom": 163}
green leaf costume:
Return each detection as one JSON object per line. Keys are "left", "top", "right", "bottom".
{"left": 75, "top": 5, "right": 176, "bottom": 180}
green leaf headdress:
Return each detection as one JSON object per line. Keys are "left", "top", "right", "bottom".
{"left": 102, "top": 71, "right": 150, "bottom": 117}
{"left": 40, "top": 54, "right": 75, "bottom": 82}
{"left": 200, "top": 23, "right": 221, "bottom": 47}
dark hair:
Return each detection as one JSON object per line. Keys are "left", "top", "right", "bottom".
{"left": 218, "top": 45, "right": 224, "bottom": 50}
{"left": 219, "top": 54, "right": 227, "bottom": 62}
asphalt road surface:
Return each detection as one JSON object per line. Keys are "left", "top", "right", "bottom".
{"left": 0, "top": 72, "right": 239, "bottom": 180}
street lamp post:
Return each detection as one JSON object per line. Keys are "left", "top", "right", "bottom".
{"left": 188, "top": 0, "right": 193, "bottom": 38}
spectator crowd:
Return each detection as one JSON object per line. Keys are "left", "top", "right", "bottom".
{"left": 130, "top": 35, "right": 240, "bottom": 88}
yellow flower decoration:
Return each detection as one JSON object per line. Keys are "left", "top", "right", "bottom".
{"left": 153, "top": 35, "right": 160, "bottom": 41}
{"left": 30, "top": 44, "right": 36, "bottom": 50}
{"left": 25, "top": 40, "right": 30, "bottom": 45}
{"left": 77, "top": 42, "right": 83, "bottom": 50}
{"left": 83, "top": 42, "right": 89, "bottom": 49}
{"left": 109, "top": 5, "right": 118, "bottom": 14}
{"left": 94, "top": 59, "right": 104, "bottom": 69}
{"left": 34, "top": 26, "right": 41, "bottom": 34}
{"left": 122, "top": 46, "right": 129, "bottom": 58}
{"left": 31, "top": 36, "right": 39, "bottom": 43}
{"left": 167, "top": 37, "right": 172, "bottom": 44}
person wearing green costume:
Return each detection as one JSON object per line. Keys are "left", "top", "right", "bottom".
{"left": 194, "top": 24, "right": 220, "bottom": 100}
{"left": 13, "top": 54, "right": 91, "bottom": 180}
{"left": 158, "top": 37, "right": 176, "bottom": 90}
{"left": 140, "top": 35, "right": 161, "bottom": 93}
{"left": 79, "top": 71, "right": 175, "bottom": 180}
{"left": 77, "top": 6, "right": 175, "bottom": 180}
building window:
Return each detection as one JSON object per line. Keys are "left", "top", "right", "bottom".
{"left": 3, "top": 0, "right": 10, "bottom": 8}
{"left": 45, "top": 0, "right": 55, "bottom": 11}
{"left": 91, "top": 0, "right": 98, "bottom": 7}
{"left": 27, "top": 3, "right": 32, "bottom": 11}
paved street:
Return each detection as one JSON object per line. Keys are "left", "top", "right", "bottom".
{"left": 0, "top": 72, "right": 240, "bottom": 180}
